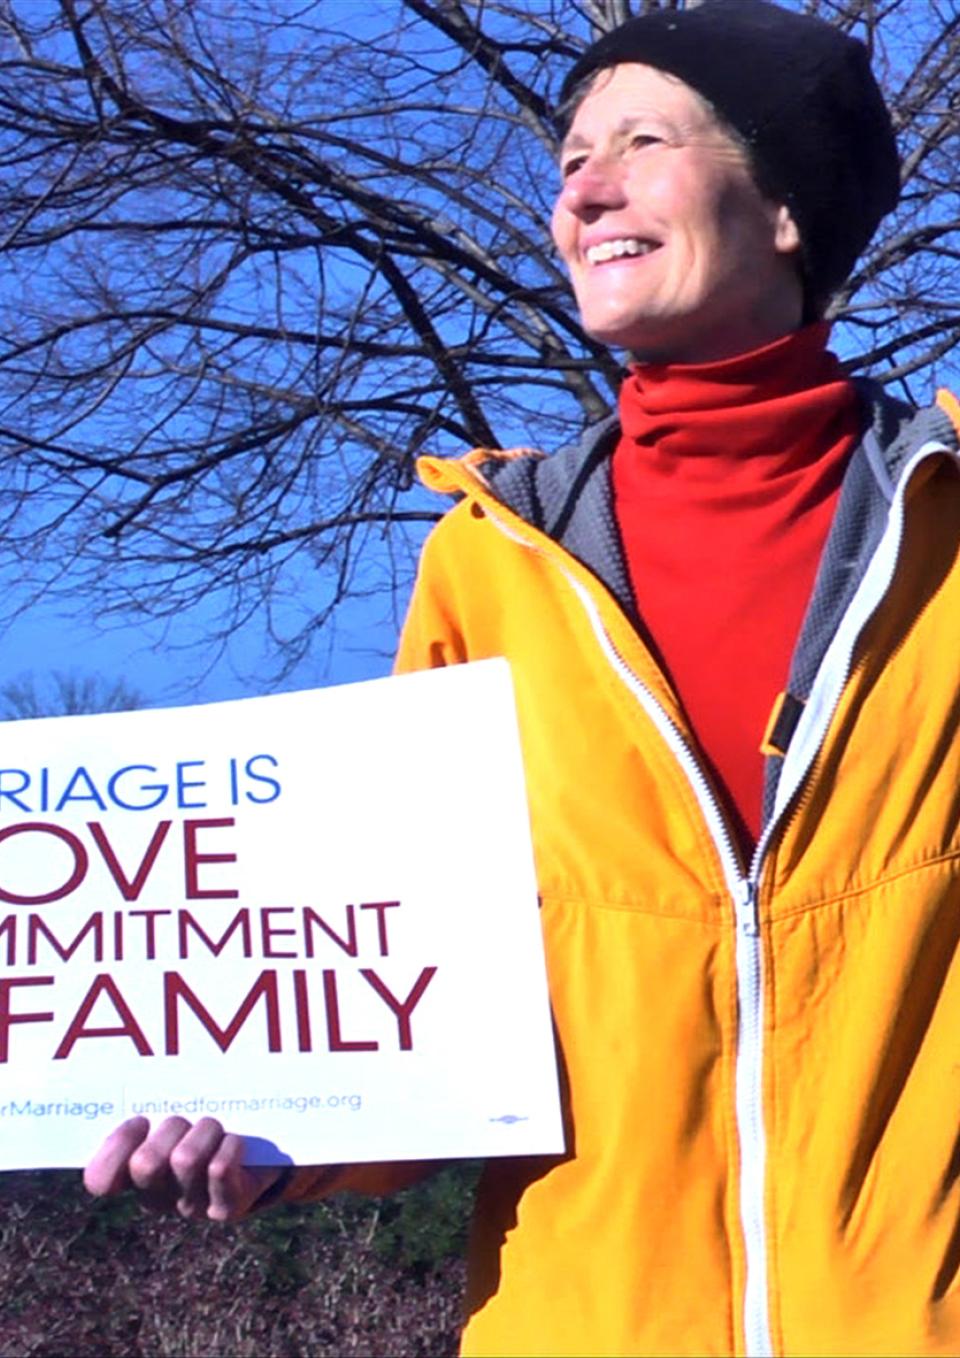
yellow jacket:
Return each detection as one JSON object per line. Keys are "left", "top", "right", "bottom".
{"left": 389, "top": 383, "right": 960, "bottom": 1357}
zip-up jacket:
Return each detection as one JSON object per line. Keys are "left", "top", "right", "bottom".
{"left": 393, "top": 381, "right": 960, "bottom": 1357}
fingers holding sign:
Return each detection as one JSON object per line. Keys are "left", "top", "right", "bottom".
{"left": 84, "top": 1116, "right": 284, "bottom": 1221}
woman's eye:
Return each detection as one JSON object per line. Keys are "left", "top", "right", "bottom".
{"left": 630, "top": 133, "right": 661, "bottom": 149}
{"left": 561, "top": 155, "right": 587, "bottom": 179}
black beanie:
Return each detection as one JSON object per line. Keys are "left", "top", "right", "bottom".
{"left": 559, "top": 0, "right": 900, "bottom": 312}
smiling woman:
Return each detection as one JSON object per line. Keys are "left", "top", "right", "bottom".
{"left": 80, "top": 4, "right": 960, "bottom": 1358}
{"left": 551, "top": 64, "right": 802, "bottom": 363}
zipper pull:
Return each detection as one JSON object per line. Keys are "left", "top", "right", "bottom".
{"left": 736, "top": 878, "right": 760, "bottom": 937}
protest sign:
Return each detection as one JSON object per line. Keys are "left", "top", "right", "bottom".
{"left": 0, "top": 659, "right": 563, "bottom": 1169}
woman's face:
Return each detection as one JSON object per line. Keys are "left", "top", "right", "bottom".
{"left": 552, "top": 63, "right": 803, "bottom": 364}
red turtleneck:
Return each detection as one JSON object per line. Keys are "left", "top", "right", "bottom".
{"left": 612, "top": 323, "right": 861, "bottom": 853}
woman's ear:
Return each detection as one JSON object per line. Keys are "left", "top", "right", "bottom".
{"left": 773, "top": 203, "right": 802, "bottom": 256}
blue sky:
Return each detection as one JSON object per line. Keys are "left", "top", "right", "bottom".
{"left": 8, "top": 326, "right": 954, "bottom": 713}
{"left": 0, "top": 0, "right": 433, "bottom": 710}
{"left": 0, "top": 539, "right": 416, "bottom": 706}
{"left": 1, "top": 0, "right": 954, "bottom": 713}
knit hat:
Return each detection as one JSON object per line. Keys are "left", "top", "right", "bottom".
{"left": 559, "top": 0, "right": 900, "bottom": 312}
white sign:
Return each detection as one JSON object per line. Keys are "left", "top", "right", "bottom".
{"left": 0, "top": 659, "right": 563, "bottom": 1169}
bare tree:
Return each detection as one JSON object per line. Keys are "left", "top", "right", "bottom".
{"left": 1, "top": 670, "right": 144, "bottom": 717}
{"left": 0, "top": 0, "right": 956, "bottom": 673}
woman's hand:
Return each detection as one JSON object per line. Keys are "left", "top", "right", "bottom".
{"left": 83, "top": 1115, "right": 285, "bottom": 1220}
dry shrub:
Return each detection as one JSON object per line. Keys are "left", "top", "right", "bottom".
{"left": 0, "top": 1168, "right": 472, "bottom": 1356}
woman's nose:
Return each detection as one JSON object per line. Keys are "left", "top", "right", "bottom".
{"left": 559, "top": 156, "right": 627, "bottom": 217}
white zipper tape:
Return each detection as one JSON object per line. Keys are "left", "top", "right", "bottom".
{"left": 773, "top": 441, "right": 951, "bottom": 824}
{"left": 483, "top": 504, "right": 772, "bottom": 1354}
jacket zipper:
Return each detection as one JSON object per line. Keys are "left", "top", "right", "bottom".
{"left": 478, "top": 434, "right": 950, "bottom": 1357}
{"left": 484, "top": 503, "right": 775, "bottom": 1353}
{"left": 553, "top": 559, "right": 774, "bottom": 1357}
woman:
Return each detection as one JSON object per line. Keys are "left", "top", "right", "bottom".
{"left": 87, "top": 3, "right": 960, "bottom": 1353}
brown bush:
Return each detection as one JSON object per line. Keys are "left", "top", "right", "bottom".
{"left": 0, "top": 1169, "right": 470, "bottom": 1356}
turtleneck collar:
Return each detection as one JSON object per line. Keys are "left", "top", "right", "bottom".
{"left": 612, "top": 321, "right": 863, "bottom": 848}
{"left": 618, "top": 322, "right": 859, "bottom": 485}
